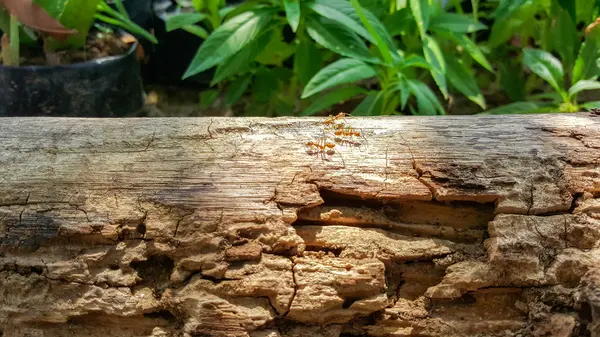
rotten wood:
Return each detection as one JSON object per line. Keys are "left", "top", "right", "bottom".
{"left": 0, "top": 113, "right": 599, "bottom": 337}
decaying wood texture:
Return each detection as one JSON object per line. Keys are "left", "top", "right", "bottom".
{"left": 0, "top": 113, "right": 599, "bottom": 337}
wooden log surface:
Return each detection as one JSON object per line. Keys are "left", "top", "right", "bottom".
{"left": 0, "top": 113, "right": 599, "bottom": 337}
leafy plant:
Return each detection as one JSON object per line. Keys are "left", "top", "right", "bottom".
{"left": 302, "top": 0, "right": 491, "bottom": 115}
{"left": 0, "top": 0, "right": 156, "bottom": 66}
{"left": 166, "top": 0, "right": 494, "bottom": 116}
{"left": 484, "top": 26, "right": 600, "bottom": 114}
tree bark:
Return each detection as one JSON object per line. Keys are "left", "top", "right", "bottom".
{"left": 0, "top": 113, "right": 599, "bottom": 337}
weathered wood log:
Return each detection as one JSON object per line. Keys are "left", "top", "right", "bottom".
{"left": 1, "top": 113, "right": 599, "bottom": 337}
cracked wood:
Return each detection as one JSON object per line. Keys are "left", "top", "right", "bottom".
{"left": 0, "top": 113, "right": 599, "bottom": 337}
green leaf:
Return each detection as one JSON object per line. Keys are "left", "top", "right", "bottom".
{"left": 219, "top": 5, "right": 237, "bottom": 18}
{"left": 449, "top": 33, "right": 493, "bottom": 72}
{"left": 283, "top": 0, "right": 301, "bottom": 32}
{"left": 568, "top": 80, "right": 600, "bottom": 99}
{"left": 352, "top": 91, "right": 384, "bottom": 115}
{"left": 302, "top": 58, "right": 377, "bottom": 98}
{"left": 488, "top": 1, "right": 536, "bottom": 48}
{"left": 481, "top": 101, "right": 554, "bottom": 115}
{"left": 423, "top": 35, "right": 448, "bottom": 98}
{"left": 192, "top": 0, "right": 204, "bottom": 11}
{"left": 308, "top": 0, "right": 370, "bottom": 42}
{"left": 429, "top": 13, "right": 486, "bottom": 33}
{"left": 445, "top": 56, "right": 486, "bottom": 109}
{"left": 301, "top": 86, "right": 367, "bottom": 116}
{"left": 555, "top": 8, "right": 579, "bottom": 73}
{"left": 581, "top": 100, "right": 600, "bottom": 109}
{"left": 309, "top": 0, "right": 396, "bottom": 51}
{"left": 181, "top": 24, "right": 209, "bottom": 39}
{"left": 294, "top": 38, "right": 323, "bottom": 87}
{"left": 387, "top": 78, "right": 411, "bottom": 109}
{"left": 200, "top": 89, "right": 220, "bottom": 108}
{"left": 523, "top": 48, "right": 565, "bottom": 95}
{"left": 166, "top": 13, "right": 207, "bottom": 31}
{"left": 492, "top": 0, "right": 528, "bottom": 21}
{"left": 350, "top": 0, "right": 394, "bottom": 65}
{"left": 406, "top": 79, "right": 445, "bottom": 115}
{"left": 255, "top": 29, "right": 296, "bottom": 66}
{"left": 182, "top": 9, "right": 276, "bottom": 79}
{"left": 409, "top": 0, "right": 430, "bottom": 38}
{"left": 383, "top": 7, "right": 413, "bottom": 36}
{"left": 399, "top": 55, "right": 431, "bottom": 70}
{"left": 572, "top": 26, "right": 600, "bottom": 84}
{"left": 212, "top": 30, "right": 272, "bottom": 84}
{"left": 306, "top": 16, "right": 379, "bottom": 64}
{"left": 33, "top": 0, "right": 68, "bottom": 18}
{"left": 55, "top": 0, "right": 102, "bottom": 48}
{"left": 226, "top": 74, "right": 252, "bottom": 106}
{"left": 557, "top": 0, "right": 576, "bottom": 23}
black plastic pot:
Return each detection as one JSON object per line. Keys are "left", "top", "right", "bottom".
{"left": 0, "top": 42, "right": 144, "bottom": 117}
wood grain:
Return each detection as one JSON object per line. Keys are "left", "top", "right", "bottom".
{"left": 0, "top": 113, "right": 599, "bottom": 337}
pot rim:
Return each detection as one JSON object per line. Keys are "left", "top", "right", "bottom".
{"left": 0, "top": 38, "right": 137, "bottom": 71}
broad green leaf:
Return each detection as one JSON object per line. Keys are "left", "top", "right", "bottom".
{"left": 557, "top": 0, "right": 576, "bottom": 23}
{"left": 301, "top": 86, "right": 367, "bottom": 116}
{"left": 576, "top": 0, "right": 600, "bottom": 24}
{"left": 492, "top": 0, "right": 528, "bottom": 21}
{"left": 226, "top": 74, "right": 252, "bottom": 105}
{"left": 568, "top": 80, "right": 600, "bottom": 99}
{"left": 350, "top": 0, "right": 394, "bottom": 65}
{"left": 481, "top": 101, "right": 555, "bottom": 115}
{"left": 181, "top": 25, "right": 209, "bottom": 39}
{"left": 219, "top": 5, "right": 237, "bottom": 18}
{"left": 192, "top": 0, "right": 204, "bottom": 11}
{"left": 429, "top": 13, "right": 486, "bottom": 33}
{"left": 255, "top": 29, "right": 296, "bottom": 66}
{"left": 528, "top": 92, "right": 562, "bottom": 101}
{"left": 283, "top": 0, "right": 301, "bottom": 32}
{"left": 399, "top": 55, "right": 431, "bottom": 70}
{"left": 182, "top": 9, "right": 276, "bottom": 79}
{"left": 445, "top": 56, "right": 486, "bottom": 109}
{"left": 523, "top": 48, "right": 565, "bottom": 95}
{"left": 409, "top": 0, "right": 430, "bottom": 38}
{"left": 294, "top": 38, "right": 323, "bottom": 87}
{"left": 200, "top": 89, "right": 220, "bottom": 108}
{"left": 423, "top": 35, "right": 448, "bottom": 98}
{"left": 166, "top": 13, "right": 208, "bottom": 31}
{"left": 555, "top": 8, "right": 579, "bottom": 73}
{"left": 383, "top": 8, "right": 413, "bottom": 36}
{"left": 387, "top": 78, "right": 411, "bottom": 109}
{"left": 309, "top": 0, "right": 396, "bottom": 52}
{"left": 55, "top": 0, "right": 102, "bottom": 48}
{"left": 309, "top": 0, "right": 369, "bottom": 41}
{"left": 407, "top": 79, "right": 445, "bottom": 115}
{"left": 33, "top": 0, "right": 68, "bottom": 18}
{"left": 449, "top": 33, "right": 493, "bottom": 72}
{"left": 302, "top": 58, "right": 377, "bottom": 98}
{"left": 572, "top": 26, "right": 600, "bottom": 84}
{"left": 306, "top": 16, "right": 379, "bottom": 64}
{"left": 581, "top": 100, "right": 600, "bottom": 109}
{"left": 488, "top": 1, "right": 536, "bottom": 48}
{"left": 352, "top": 91, "right": 384, "bottom": 115}
{"left": 212, "top": 30, "right": 272, "bottom": 84}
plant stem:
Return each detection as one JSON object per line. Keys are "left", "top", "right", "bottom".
{"left": 471, "top": 0, "right": 479, "bottom": 42}
{"left": 8, "top": 14, "right": 19, "bottom": 66}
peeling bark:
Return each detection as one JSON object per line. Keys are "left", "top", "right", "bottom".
{"left": 1, "top": 114, "right": 600, "bottom": 337}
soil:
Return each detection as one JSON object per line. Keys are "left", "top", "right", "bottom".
{"left": 0, "top": 31, "right": 130, "bottom": 66}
